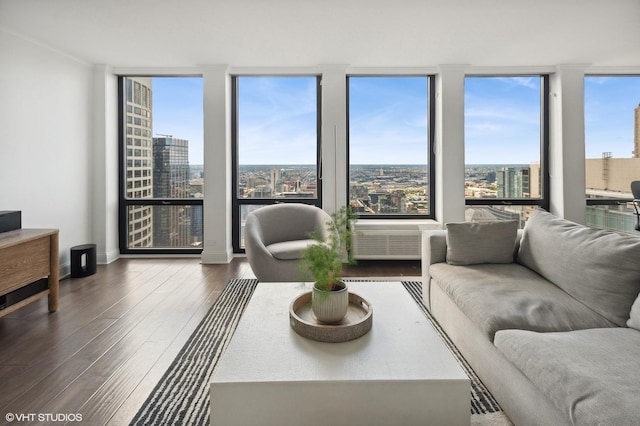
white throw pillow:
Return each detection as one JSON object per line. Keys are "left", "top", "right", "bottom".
{"left": 445, "top": 221, "right": 518, "bottom": 266}
{"left": 627, "top": 295, "right": 640, "bottom": 331}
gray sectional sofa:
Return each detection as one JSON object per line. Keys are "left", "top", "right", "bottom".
{"left": 422, "top": 209, "right": 640, "bottom": 426}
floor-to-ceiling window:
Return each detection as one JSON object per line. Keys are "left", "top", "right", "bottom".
{"left": 464, "top": 75, "right": 549, "bottom": 227}
{"left": 231, "top": 75, "right": 322, "bottom": 252}
{"left": 347, "top": 76, "right": 435, "bottom": 218}
{"left": 118, "top": 76, "right": 204, "bottom": 254}
{"left": 585, "top": 75, "right": 640, "bottom": 234}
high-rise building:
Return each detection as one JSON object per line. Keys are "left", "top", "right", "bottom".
{"left": 529, "top": 162, "right": 541, "bottom": 198}
{"left": 496, "top": 167, "right": 530, "bottom": 198}
{"left": 270, "top": 168, "right": 281, "bottom": 193}
{"left": 124, "top": 77, "right": 154, "bottom": 248}
{"left": 153, "top": 135, "right": 191, "bottom": 247}
{"left": 153, "top": 136, "right": 189, "bottom": 198}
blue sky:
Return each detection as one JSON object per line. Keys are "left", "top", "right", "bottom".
{"left": 349, "top": 77, "right": 428, "bottom": 165}
{"left": 152, "top": 77, "right": 204, "bottom": 164}
{"left": 237, "top": 77, "right": 318, "bottom": 165}
{"left": 465, "top": 76, "right": 541, "bottom": 165}
{"left": 150, "top": 75, "right": 640, "bottom": 166}
{"left": 585, "top": 76, "right": 640, "bottom": 159}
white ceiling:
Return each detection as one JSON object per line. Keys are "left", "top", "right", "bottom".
{"left": 1, "top": 0, "right": 639, "bottom": 69}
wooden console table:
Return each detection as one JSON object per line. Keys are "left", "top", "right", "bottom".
{"left": 0, "top": 229, "right": 59, "bottom": 317}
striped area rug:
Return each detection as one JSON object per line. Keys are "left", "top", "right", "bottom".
{"left": 131, "top": 279, "right": 508, "bottom": 425}
{"left": 401, "top": 280, "right": 502, "bottom": 416}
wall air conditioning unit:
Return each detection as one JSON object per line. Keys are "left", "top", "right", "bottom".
{"left": 351, "top": 219, "right": 441, "bottom": 260}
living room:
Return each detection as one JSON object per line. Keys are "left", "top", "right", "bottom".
{"left": 1, "top": 0, "right": 640, "bottom": 425}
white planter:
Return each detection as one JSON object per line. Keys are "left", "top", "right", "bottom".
{"left": 312, "top": 281, "right": 349, "bottom": 324}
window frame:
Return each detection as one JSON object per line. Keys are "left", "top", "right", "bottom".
{"left": 117, "top": 76, "right": 204, "bottom": 255}
{"left": 463, "top": 74, "right": 550, "bottom": 214}
{"left": 231, "top": 75, "right": 323, "bottom": 253}
{"left": 346, "top": 74, "right": 436, "bottom": 220}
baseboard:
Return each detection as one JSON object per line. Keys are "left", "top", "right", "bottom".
{"left": 201, "top": 248, "right": 234, "bottom": 264}
{"left": 60, "top": 262, "right": 71, "bottom": 279}
{"left": 98, "top": 249, "right": 120, "bottom": 265}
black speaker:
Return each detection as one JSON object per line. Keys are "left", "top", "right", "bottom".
{"left": 70, "top": 244, "right": 97, "bottom": 278}
{"left": 0, "top": 211, "right": 21, "bottom": 233}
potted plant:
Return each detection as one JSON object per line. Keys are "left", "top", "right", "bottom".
{"left": 299, "top": 206, "right": 357, "bottom": 324}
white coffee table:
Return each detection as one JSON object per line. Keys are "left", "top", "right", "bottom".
{"left": 210, "top": 281, "right": 470, "bottom": 425}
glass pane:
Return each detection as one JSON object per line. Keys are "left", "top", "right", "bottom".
{"left": 348, "top": 76, "right": 429, "bottom": 215}
{"left": 465, "top": 77, "right": 542, "bottom": 200}
{"left": 127, "top": 205, "right": 203, "bottom": 249}
{"left": 124, "top": 76, "right": 204, "bottom": 201}
{"left": 123, "top": 76, "right": 203, "bottom": 251}
{"left": 585, "top": 76, "right": 640, "bottom": 234}
{"left": 236, "top": 76, "right": 319, "bottom": 200}
{"left": 464, "top": 205, "right": 534, "bottom": 228}
{"left": 587, "top": 204, "right": 638, "bottom": 235}
{"left": 239, "top": 204, "right": 270, "bottom": 249}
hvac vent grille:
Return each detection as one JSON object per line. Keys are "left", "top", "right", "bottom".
{"left": 352, "top": 230, "right": 421, "bottom": 259}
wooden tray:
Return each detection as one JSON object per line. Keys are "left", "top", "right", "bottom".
{"left": 289, "top": 291, "right": 373, "bottom": 343}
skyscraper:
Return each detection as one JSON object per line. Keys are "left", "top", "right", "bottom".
{"left": 152, "top": 135, "right": 191, "bottom": 247}
{"left": 124, "top": 77, "right": 154, "bottom": 248}
{"left": 270, "top": 168, "right": 281, "bottom": 193}
{"left": 496, "top": 167, "right": 530, "bottom": 198}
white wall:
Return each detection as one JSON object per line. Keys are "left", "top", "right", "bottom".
{"left": 0, "top": 29, "right": 94, "bottom": 276}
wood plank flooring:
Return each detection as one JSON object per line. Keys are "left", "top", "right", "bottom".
{"left": 0, "top": 257, "right": 420, "bottom": 425}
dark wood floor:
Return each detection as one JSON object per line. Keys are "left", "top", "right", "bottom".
{"left": 0, "top": 257, "right": 420, "bottom": 425}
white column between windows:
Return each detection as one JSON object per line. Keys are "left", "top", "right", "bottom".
{"left": 319, "top": 64, "right": 349, "bottom": 215}
{"left": 202, "top": 64, "right": 234, "bottom": 264}
{"left": 549, "top": 65, "right": 588, "bottom": 224}
{"left": 436, "top": 65, "right": 468, "bottom": 225}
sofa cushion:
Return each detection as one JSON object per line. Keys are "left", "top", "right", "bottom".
{"left": 445, "top": 221, "right": 517, "bottom": 265}
{"left": 517, "top": 209, "right": 640, "bottom": 326}
{"left": 494, "top": 328, "right": 640, "bottom": 426}
{"left": 429, "top": 262, "right": 615, "bottom": 340}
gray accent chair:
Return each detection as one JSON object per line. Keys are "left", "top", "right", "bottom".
{"left": 244, "top": 203, "right": 333, "bottom": 282}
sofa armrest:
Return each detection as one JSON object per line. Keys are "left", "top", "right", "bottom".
{"left": 421, "top": 230, "right": 447, "bottom": 310}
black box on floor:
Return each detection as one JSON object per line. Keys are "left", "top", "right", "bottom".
{"left": 0, "top": 211, "right": 21, "bottom": 233}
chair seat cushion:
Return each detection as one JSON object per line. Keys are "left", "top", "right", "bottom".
{"left": 267, "top": 239, "right": 317, "bottom": 260}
